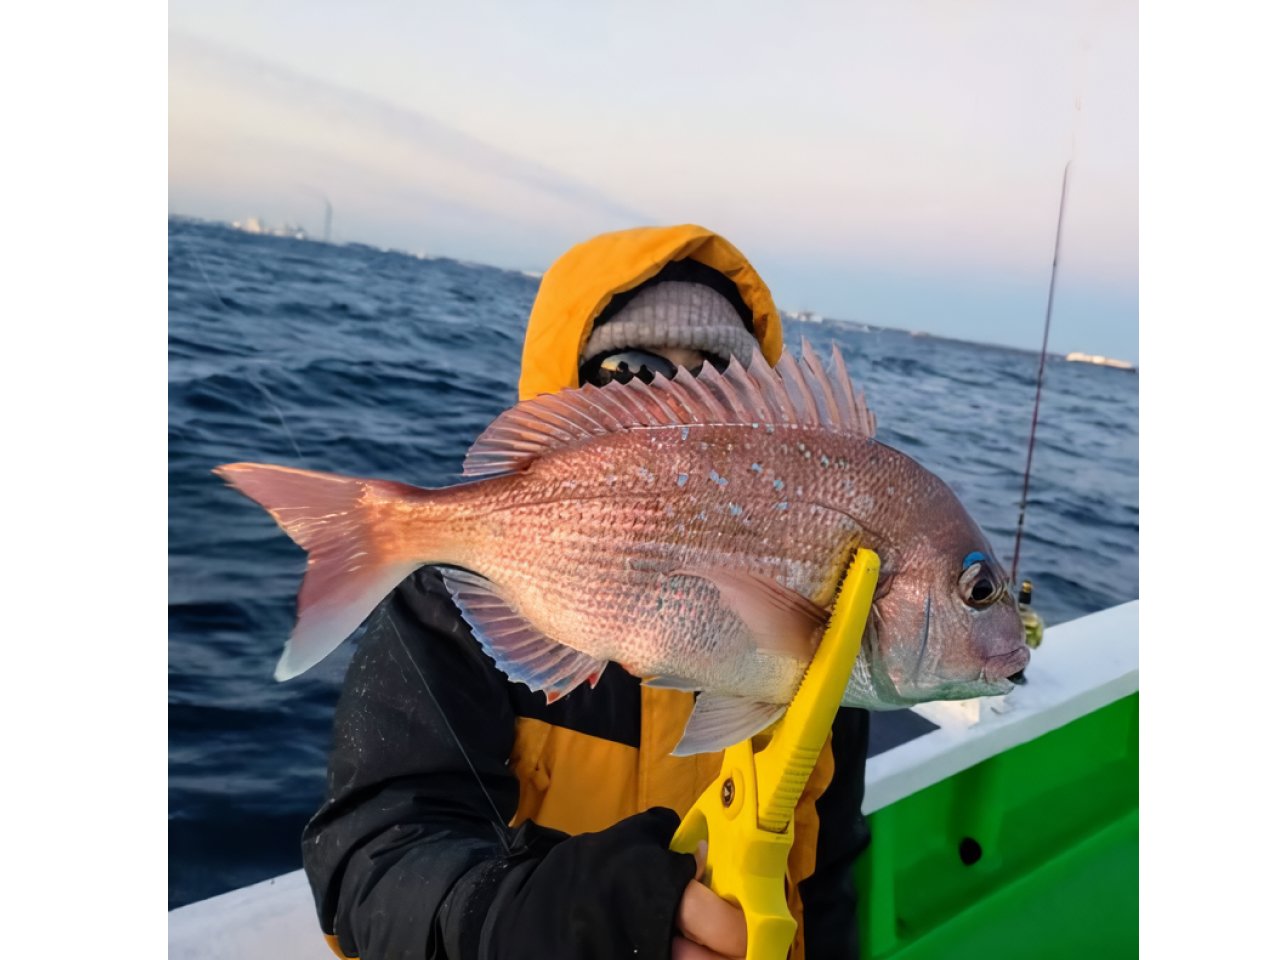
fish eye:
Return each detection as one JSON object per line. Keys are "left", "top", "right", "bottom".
{"left": 958, "top": 552, "right": 1006, "bottom": 609}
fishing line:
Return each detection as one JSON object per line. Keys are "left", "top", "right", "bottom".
{"left": 176, "top": 224, "right": 515, "bottom": 849}
{"left": 387, "top": 616, "right": 514, "bottom": 855}
{"left": 176, "top": 234, "right": 306, "bottom": 460}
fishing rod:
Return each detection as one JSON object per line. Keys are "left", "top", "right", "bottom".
{"left": 1010, "top": 160, "right": 1071, "bottom": 588}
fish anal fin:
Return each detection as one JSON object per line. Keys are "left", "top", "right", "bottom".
{"left": 440, "top": 568, "right": 606, "bottom": 700}
{"left": 675, "top": 567, "right": 828, "bottom": 660}
{"left": 672, "top": 695, "right": 787, "bottom": 756}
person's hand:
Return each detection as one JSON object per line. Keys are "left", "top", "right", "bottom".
{"left": 672, "top": 840, "right": 749, "bottom": 960}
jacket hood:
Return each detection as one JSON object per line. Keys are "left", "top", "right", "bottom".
{"left": 518, "top": 225, "right": 784, "bottom": 401}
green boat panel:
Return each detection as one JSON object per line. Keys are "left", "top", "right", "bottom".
{"left": 857, "top": 693, "right": 1138, "bottom": 958}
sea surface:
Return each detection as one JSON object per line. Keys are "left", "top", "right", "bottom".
{"left": 168, "top": 217, "right": 1139, "bottom": 909}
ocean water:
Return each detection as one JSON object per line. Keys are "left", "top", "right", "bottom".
{"left": 167, "top": 217, "right": 1138, "bottom": 909}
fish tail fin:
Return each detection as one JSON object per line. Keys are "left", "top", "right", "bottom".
{"left": 214, "top": 462, "right": 442, "bottom": 680}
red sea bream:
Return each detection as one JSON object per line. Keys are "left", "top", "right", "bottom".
{"left": 216, "top": 343, "right": 1028, "bottom": 755}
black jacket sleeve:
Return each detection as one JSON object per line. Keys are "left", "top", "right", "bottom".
{"left": 797, "top": 706, "right": 872, "bottom": 960}
{"left": 300, "top": 569, "right": 696, "bottom": 960}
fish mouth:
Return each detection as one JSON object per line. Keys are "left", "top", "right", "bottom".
{"left": 980, "top": 647, "right": 1031, "bottom": 683}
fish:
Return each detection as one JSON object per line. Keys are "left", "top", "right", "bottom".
{"left": 215, "top": 341, "right": 1029, "bottom": 755}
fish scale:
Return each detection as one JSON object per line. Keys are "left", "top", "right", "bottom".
{"left": 215, "top": 341, "right": 1029, "bottom": 754}
{"left": 447, "top": 426, "right": 864, "bottom": 695}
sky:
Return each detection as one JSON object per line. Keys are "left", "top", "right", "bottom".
{"left": 169, "top": 0, "right": 1137, "bottom": 361}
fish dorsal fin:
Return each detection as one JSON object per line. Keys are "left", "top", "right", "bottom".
{"left": 440, "top": 568, "right": 607, "bottom": 702}
{"left": 462, "top": 339, "right": 876, "bottom": 478}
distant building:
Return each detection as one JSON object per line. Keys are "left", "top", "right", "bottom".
{"left": 781, "top": 309, "right": 823, "bottom": 324}
{"left": 1064, "top": 352, "right": 1136, "bottom": 372}
{"left": 230, "top": 217, "right": 308, "bottom": 241}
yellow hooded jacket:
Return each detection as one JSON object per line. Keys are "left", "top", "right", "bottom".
{"left": 307, "top": 225, "right": 863, "bottom": 960}
{"left": 511, "top": 225, "right": 835, "bottom": 958}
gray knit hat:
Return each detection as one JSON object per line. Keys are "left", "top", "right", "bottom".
{"left": 581, "top": 281, "right": 761, "bottom": 368}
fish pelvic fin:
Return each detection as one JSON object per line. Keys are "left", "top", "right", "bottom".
{"left": 440, "top": 568, "right": 607, "bottom": 701}
{"left": 460, "top": 339, "right": 876, "bottom": 478}
{"left": 672, "top": 695, "right": 787, "bottom": 756}
{"left": 214, "top": 462, "right": 440, "bottom": 680}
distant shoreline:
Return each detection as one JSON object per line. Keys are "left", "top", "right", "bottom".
{"left": 168, "top": 213, "right": 1135, "bottom": 369}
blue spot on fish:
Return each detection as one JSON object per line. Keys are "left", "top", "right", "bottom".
{"left": 750, "top": 463, "right": 763, "bottom": 474}
{"left": 729, "top": 503, "right": 743, "bottom": 516}
{"left": 676, "top": 473, "right": 688, "bottom": 487}
{"left": 775, "top": 501, "right": 790, "bottom": 511}
{"left": 709, "top": 469, "right": 728, "bottom": 487}
{"left": 680, "top": 426, "right": 690, "bottom": 441}
{"left": 773, "top": 478, "right": 785, "bottom": 491}
{"left": 819, "top": 455, "right": 830, "bottom": 467}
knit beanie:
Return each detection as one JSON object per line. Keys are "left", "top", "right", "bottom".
{"left": 581, "top": 281, "right": 761, "bottom": 368}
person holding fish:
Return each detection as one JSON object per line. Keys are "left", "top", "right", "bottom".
{"left": 219, "top": 225, "right": 1028, "bottom": 959}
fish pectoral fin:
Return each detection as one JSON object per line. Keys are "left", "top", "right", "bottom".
{"left": 672, "top": 695, "right": 788, "bottom": 757}
{"left": 440, "top": 568, "right": 606, "bottom": 701}
{"left": 642, "top": 674, "right": 704, "bottom": 692}
{"left": 674, "top": 567, "right": 828, "bottom": 660}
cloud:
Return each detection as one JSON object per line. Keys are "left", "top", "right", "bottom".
{"left": 169, "top": 34, "right": 652, "bottom": 262}
{"left": 167, "top": 16, "right": 1135, "bottom": 358}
